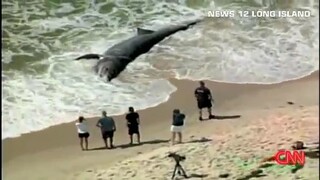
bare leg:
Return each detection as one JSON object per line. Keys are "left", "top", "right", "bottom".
{"left": 137, "top": 133, "right": 141, "bottom": 144}
{"left": 208, "top": 107, "right": 212, "bottom": 115}
{"left": 129, "top": 135, "right": 133, "bottom": 144}
{"left": 177, "top": 132, "right": 182, "bottom": 143}
{"left": 109, "top": 137, "right": 114, "bottom": 148}
{"left": 171, "top": 132, "right": 176, "bottom": 145}
{"left": 84, "top": 138, "right": 89, "bottom": 150}
{"left": 208, "top": 107, "right": 215, "bottom": 119}
{"left": 80, "top": 138, "right": 84, "bottom": 150}
{"left": 103, "top": 138, "right": 108, "bottom": 148}
{"left": 199, "top": 108, "right": 203, "bottom": 120}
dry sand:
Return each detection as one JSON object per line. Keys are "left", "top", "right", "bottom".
{"left": 77, "top": 106, "right": 319, "bottom": 180}
{"left": 3, "top": 72, "right": 319, "bottom": 180}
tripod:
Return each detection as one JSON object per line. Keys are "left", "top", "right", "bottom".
{"left": 171, "top": 161, "right": 188, "bottom": 179}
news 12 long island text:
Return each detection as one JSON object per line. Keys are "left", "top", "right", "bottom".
{"left": 207, "top": 10, "right": 311, "bottom": 18}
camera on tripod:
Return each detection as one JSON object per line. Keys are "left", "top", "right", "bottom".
{"left": 168, "top": 152, "right": 186, "bottom": 162}
{"left": 168, "top": 152, "right": 187, "bottom": 179}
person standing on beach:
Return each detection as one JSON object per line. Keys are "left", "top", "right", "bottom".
{"left": 125, "top": 107, "right": 141, "bottom": 145}
{"left": 96, "top": 111, "right": 116, "bottom": 149}
{"left": 75, "top": 116, "right": 90, "bottom": 151}
{"left": 171, "top": 109, "right": 186, "bottom": 145}
{"left": 194, "top": 81, "right": 215, "bottom": 121}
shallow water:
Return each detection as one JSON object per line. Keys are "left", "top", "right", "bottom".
{"left": 2, "top": 0, "right": 319, "bottom": 139}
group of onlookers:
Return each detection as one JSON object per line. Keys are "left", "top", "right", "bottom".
{"left": 75, "top": 81, "right": 214, "bottom": 150}
{"left": 75, "top": 107, "right": 141, "bottom": 150}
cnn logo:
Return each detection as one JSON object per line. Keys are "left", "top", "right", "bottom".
{"left": 274, "top": 150, "right": 305, "bottom": 166}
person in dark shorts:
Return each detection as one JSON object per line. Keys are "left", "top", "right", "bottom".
{"left": 125, "top": 107, "right": 141, "bottom": 144}
{"left": 96, "top": 111, "right": 116, "bottom": 149}
{"left": 75, "top": 116, "right": 90, "bottom": 151}
{"left": 194, "top": 81, "right": 215, "bottom": 121}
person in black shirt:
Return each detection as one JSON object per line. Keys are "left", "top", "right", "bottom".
{"left": 125, "top": 107, "right": 140, "bottom": 144}
{"left": 194, "top": 81, "right": 215, "bottom": 121}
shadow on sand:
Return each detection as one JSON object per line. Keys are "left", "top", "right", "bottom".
{"left": 186, "top": 174, "right": 208, "bottom": 179}
{"left": 89, "top": 139, "right": 169, "bottom": 151}
{"left": 236, "top": 169, "right": 267, "bottom": 180}
{"left": 89, "top": 137, "right": 212, "bottom": 151}
{"left": 305, "top": 149, "right": 319, "bottom": 159}
{"left": 257, "top": 148, "right": 319, "bottom": 174}
{"left": 185, "top": 138, "right": 212, "bottom": 144}
{"left": 201, "top": 115, "right": 241, "bottom": 121}
{"left": 291, "top": 148, "right": 319, "bottom": 174}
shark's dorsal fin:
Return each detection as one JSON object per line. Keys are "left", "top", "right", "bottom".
{"left": 137, "top": 28, "right": 155, "bottom": 35}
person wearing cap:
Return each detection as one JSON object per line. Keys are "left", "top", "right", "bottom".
{"left": 170, "top": 109, "right": 186, "bottom": 145}
{"left": 125, "top": 107, "right": 141, "bottom": 144}
{"left": 96, "top": 111, "right": 116, "bottom": 149}
{"left": 194, "top": 81, "right": 215, "bottom": 121}
{"left": 75, "top": 116, "right": 90, "bottom": 151}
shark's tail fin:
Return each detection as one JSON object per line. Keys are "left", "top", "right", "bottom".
{"left": 75, "top": 54, "right": 102, "bottom": 60}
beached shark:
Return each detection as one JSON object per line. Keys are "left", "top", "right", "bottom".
{"left": 75, "top": 19, "right": 201, "bottom": 81}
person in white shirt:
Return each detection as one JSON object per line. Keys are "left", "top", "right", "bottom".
{"left": 75, "top": 116, "right": 90, "bottom": 150}
{"left": 171, "top": 109, "right": 186, "bottom": 145}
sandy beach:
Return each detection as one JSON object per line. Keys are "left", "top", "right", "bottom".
{"left": 3, "top": 71, "right": 319, "bottom": 180}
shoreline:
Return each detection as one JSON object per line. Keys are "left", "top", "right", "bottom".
{"left": 1, "top": 82, "right": 177, "bottom": 141}
{"left": 3, "top": 70, "right": 318, "bottom": 141}
{"left": 3, "top": 71, "right": 318, "bottom": 180}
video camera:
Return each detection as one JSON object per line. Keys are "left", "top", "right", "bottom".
{"left": 168, "top": 152, "right": 186, "bottom": 163}
{"left": 168, "top": 152, "right": 188, "bottom": 179}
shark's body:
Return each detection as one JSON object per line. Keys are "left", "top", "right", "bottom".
{"left": 75, "top": 19, "right": 201, "bottom": 81}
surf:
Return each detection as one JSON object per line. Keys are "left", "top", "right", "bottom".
{"left": 2, "top": 0, "right": 318, "bottom": 139}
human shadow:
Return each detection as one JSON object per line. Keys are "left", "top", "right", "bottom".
{"left": 186, "top": 138, "right": 212, "bottom": 144}
{"left": 88, "top": 146, "right": 108, "bottom": 151}
{"left": 305, "top": 149, "right": 319, "bottom": 159}
{"left": 258, "top": 163, "right": 275, "bottom": 169}
{"left": 236, "top": 169, "right": 267, "bottom": 180}
{"left": 289, "top": 148, "right": 319, "bottom": 174}
{"left": 89, "top": 139, "right": 169, "bottom": 151}
{"left": 258, "top": 162, "right": 303, "bottom": 175}
{"left": 291, "top": 165, "right": 304, "bottom": 174}
{"left": 202, "top": 115, "right": 241, "bottom": 121}
{"left": 257, "top": 148, "right": 318, "bottom": 174}
{"left": 118, "top": 139, "right": 169, "bottom": 149}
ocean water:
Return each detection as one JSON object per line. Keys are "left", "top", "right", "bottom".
{"left": 2, "top": 0, "right": 319, "bottom": 139}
